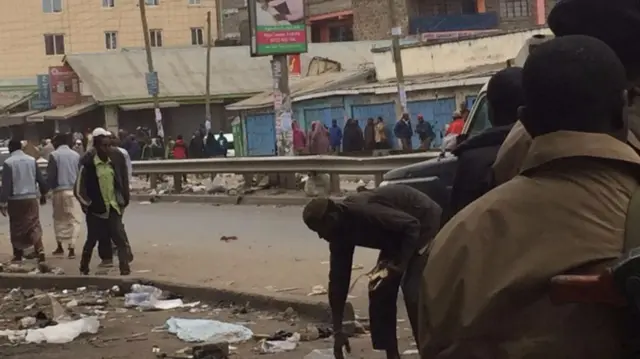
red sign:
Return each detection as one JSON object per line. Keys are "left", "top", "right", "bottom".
{"left": 288, "top": 54, "right": 301, "bottom": 76}
{"left": 49, "top": 64, "right": 81, "bottom": 106}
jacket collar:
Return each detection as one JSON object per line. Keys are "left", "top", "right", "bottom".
{"left": 521, "top": 130, "right": 640, "bottom": 173}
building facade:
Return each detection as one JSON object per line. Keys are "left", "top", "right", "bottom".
{"left": 353, "top": 0, "right": 557, "bottom": 41}
{"left": 0, "top": 0, "right": 216, "bottom": 79}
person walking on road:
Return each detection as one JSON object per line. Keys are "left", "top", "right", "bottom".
{"left": 343, "top": 118, "right": 364, "bottom": 153}
{"left": 74, "top": 128, "right": 132, "bottom": 276}
{"left": 419, "top": 35, "right": 637, "bottom": 359}
{"left": 374, "top": 117, "right": 389, "bottom": 149}
{"left": 302, "top": 184, "right": 441, "bottom": 359}
{"left": 292, "top": 120, "right": 307, "bottom": 155}
{"left": 0, "top": 139, "right": 49, "bottom": 263}
{"left": 309, "top": 121, "right": 330, "bottom": 155}
{"left": 48, "top": 133, "right": 82, "bottom": 259}
{"left": 415, "top": 114, "right": 435, "bottom": 149}
{"left": 364, "top": 117, "right": 376, "bottom": 150}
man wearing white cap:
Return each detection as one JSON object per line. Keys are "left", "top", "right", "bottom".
{"left": 74, "top": 127, "right": 132, "bottom": 275}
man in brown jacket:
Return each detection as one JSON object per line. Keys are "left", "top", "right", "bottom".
{"left": 419, "top": 36, "right": 637, "bottom": 359}
{"left": 492, "top": 0, "right": 640, "bottom": 185}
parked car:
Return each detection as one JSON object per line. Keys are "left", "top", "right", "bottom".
{"left": 379, "top": 34, "right": 551, "bottom": 211}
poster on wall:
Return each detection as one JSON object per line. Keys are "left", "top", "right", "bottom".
{"left": 31, "top": 74, "right": 52, "bottom": 110}
{"left": 249, "top": 0, "right": 308, "bottom": 57}
{"left": 49, "top": 64, "right": 81, "bottom": 106}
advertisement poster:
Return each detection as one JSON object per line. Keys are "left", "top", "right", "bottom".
{"left": 249, "top": 0, "right": 308, "bottom": 57}
{"left": 49, "top": 64, "right": 81, "bottom": 106}
{"left": 31, "top": 74, "right": 52, "bottom": 110}
{"left": 288, "top": 54, "right": 301, "bottom": 76}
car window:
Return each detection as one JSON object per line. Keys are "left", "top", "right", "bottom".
{"left": 466, "top": 93, "right": 491, "bottom": 136}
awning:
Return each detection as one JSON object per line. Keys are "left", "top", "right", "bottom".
{"left": 0, "top": 110, "right": 41, "bottom": 127}
{"left": 26, "top": 102, "right": 98, "bottom": 123}
{"left": 119, "top": 102, "right": 180, "bottom": 111}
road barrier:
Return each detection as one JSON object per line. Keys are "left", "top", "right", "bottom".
{"left": 19, "top": 152, "right": 440, "bottom": 193}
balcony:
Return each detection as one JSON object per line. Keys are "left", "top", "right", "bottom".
{"left": 409, "top": 12, "right": 499, "bottom": 34}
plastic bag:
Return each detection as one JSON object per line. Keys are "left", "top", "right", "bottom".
{"left": 25, "top": 317, "right": 100, "bottom": 344}
{"left": 165, "top": 317, "right": 253, "bottom": 343}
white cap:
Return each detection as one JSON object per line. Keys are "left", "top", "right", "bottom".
{"left": 105, "top": 131, "right": 113, "bottom": 137}
{"left": 92, "top": 127, "right": 109, "bottom": 137}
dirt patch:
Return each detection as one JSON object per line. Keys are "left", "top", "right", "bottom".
{"left": 0, "top": 287, "right": 418, "bottom": 358}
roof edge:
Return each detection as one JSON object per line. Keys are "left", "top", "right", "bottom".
{"left": 371, "top": 26, "right": 550, "bottom": 53}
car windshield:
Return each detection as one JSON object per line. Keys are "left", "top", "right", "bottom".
{"left": 466, "top": 93, "right": 491, "bottom": 137}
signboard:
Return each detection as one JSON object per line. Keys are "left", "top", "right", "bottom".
{"left": 49, "top": 65, "right": 81, "bottom": 107}
{"left": 249, "top": 0, "right": 308, "bottom": 57}
{"left": 146, "top": 71, "right": 159, "bottom": 96}
{"left": 31, "top": 74, "right": 52, "bottom": 110}
{"left": 288, "top": 54, "right": 301, "bottom": 76}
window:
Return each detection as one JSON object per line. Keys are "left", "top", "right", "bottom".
{"left": 42, "top": 0, "right": 62, "bottom": 13}
{"left": 102, "top": 0, "right": 114, "bottom": 7}
{"left": 191, "top": 27, "right": 204, "bottom": 45}
{"left": 145, "top": 0, "right": 159, "bottom": 5}
{"left": 44, "top": 34, "right": 65, "bottom": 55}
{"left": 466, "top": 93, "right": 490, "bottom": 137}
{"left": 189, "top": 0, "right": 201, "bottom": 4}
{"left": 149, "top": 29, "right": 163, "bottom": 47}
{"left": 328, "top": 25, "right": 354, "bottom": 42}
{"left": 105, "top": 31, "right": 117, "bottom": 50}
{"left": 500, "top": 0, "right": 531, "bottom": 17}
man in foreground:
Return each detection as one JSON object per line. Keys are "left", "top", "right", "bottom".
{"left": 302, "top": 184, "right": 441, "bottom": 359}
{"left": 445, "top": 67, "right": 524, "bottom": 221}
{"left": 492, "top": 0, "right": 640, "bottom": 185}
{"left": 419, "top": 35, "right": 635, "bottom": 358}
{"left": 0, "top": 139, "right": 48, "bottom": 263}
{"left": 48, "top": 133, "right": 82, "bottom": 259}
{"left": 74, "top": 128, "right": 132, "bottom": 275}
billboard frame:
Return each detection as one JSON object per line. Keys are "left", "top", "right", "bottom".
{"left": 249, "top": 0, "right": 308, "bottom": 57}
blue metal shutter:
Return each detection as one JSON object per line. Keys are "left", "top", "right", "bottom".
{"left": 351, "top": 103, "right": 396, "bottom": 148}
{"left": 245, "top": 113, "right": 276, "bottom": 156}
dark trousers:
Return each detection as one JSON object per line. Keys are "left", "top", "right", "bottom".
{"left": 369, "top": 250, "right": 428, "bottom": 351}
{"left": 80, "top": 209, "right": 131, "bottom": 272}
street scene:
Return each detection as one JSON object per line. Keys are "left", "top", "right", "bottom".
{"left": 1, "top": 0, "right": 639, "bottom": 357}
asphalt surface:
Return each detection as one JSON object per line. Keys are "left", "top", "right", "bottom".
{"left": 0, "top": 202, "right": 387, "bottom": 315}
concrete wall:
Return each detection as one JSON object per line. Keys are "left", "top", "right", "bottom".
{"left": 373, "top": 27, "right": 552, "bottom": 81}
{"left": 0, "top": 0, "right": 216, "bottom": 79}
{"left": 353, "top": 0, "right": 409, "bottom": 41}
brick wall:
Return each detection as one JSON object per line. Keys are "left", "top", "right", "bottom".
{"left": 353, "top": 0, "right": 409, "bottom": 40}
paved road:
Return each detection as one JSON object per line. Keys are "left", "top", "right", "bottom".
{"left": 0, "top": 202, "right": 390, "bottom": 316}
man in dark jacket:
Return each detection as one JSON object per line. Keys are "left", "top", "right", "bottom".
{"left": 74, "top": 128, "right": 132, "bottom": 275}
{"left": 302, "top": 184, "right": 441, "bottom": 359}
{"left": 444, "top": 67, "right": 525, "bottom": 222}
{"left": 415, "top": 114, "right": 435, "bottom": 149}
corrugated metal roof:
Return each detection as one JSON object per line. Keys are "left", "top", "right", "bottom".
{"left": 0, "top": 90, "right": 35, "bottom": 111}
{"left": 291, "top": 63, "right": 501, "bottom": 102}
{"left": 0, "top": 110, "right": 40, "bottom": 127}
{"left": 226, "top": 69, "right": 372, "bottom": 110}
{"left": 65, "top": 41, "right": 389, "bottom": 104}
{"left": 27, "top": 101, "right": 97, "bottom": 122}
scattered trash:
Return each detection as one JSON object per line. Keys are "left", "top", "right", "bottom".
{"left": 307, "top": 285, "right": 327, "bottom": 296}
{"left": 402, "top": 349, "right": 419, "bottom": 355}
{"left": 164, "top": 317, "right": 253, "bottom": 344}
{"left": 0, "top": 317, "right": 100, "bottom": 344}
{"left": 351, "top": 264, "right": 364, "bottom": 271}
{"left": 256, "top": 332, "right": 300, "bottom": 354}
{"left": 304, "top": 348, "right": 337, "bottom": 359}
{"left": 220, "top": 235, "right": 238, "bottom": 242}
{"left": 278, "top": 307, "right": 298, "bottom": 321}
{"left": 124, "top": 284, "right": 185, "bottom": 310}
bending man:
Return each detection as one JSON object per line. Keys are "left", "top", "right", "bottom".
{"left": 302, "top": 184, "right": 441, "bottom": 359}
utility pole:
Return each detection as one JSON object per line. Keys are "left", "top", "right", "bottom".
{"left": 205, "top": 11, "right": 213, "bottom": 131}
{"left": 387, "top": 0, "right": 407, "bottom": 117}
{"left": 271, "top": 55, "right": 295, "bottom": 188}
{"left": 139, "top": 0, "right": 163, "bottom": 138}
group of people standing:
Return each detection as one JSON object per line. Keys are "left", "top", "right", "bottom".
{"left": 302, "top": 0, "right": 640, "bottom": 358}
{"left": 1, "top": 128, "right": 134, "bottom": 275}
{"left": 292, "top": 117, "right": 391, "bottom": 155}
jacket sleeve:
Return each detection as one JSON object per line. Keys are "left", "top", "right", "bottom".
{"left": 351, "top": 202, "right": 421, "bottom": 270}
{"left": 74, "top": 164, "right": 91, "bottom": 208}
{"left": 47, "top": 155, "right": 58, "bottom": 191}
{"left": 0, "top": 163, "right": 13, "bottom": 205}
{"left": 446, "top": 152, "right": 491, "bottom": 223}
{"left": 35, "top": 163, "right": 48, "bottom": 196}
{"left": 328, "top": 241, "right": 355, "bottom": 333}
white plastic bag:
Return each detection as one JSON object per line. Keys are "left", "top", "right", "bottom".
{"left": 24, "top": 317, "right": 100, "bottom": 344}
{"left": 165, "top": 317, "right": 253, "bottom": 343}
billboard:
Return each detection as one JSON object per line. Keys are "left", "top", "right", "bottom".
{"left": 49, "top": 64, "right": 81, "bottom": 107}
{"left": 31, "top": 74, "right": 52, "bottom": 110}
{"left": 249, "top": 0, "right": 308, "bottom": 57}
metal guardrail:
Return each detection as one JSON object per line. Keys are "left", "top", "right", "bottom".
{"left": 19, "top": 152, "right": 439, "bottom": 177}
{"left": 129, "top": 152, "right": 439, "bottom": 175}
